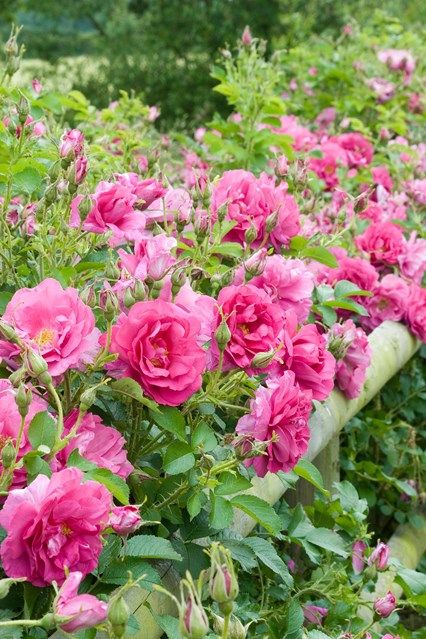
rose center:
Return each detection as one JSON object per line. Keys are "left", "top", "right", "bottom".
{"left": 34, "top": 328, "right": 55, "bottom": 348}
{"left": 60, "top": 523, "right": 72, "bottom": 536}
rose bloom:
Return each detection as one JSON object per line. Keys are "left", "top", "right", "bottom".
{"left": 0, "top": 379, "right": 47, "bottom": 488}
{"left": 336, "top": 132, "right": 374, "bottom": 168}
{"left": 378, "top": 49, "right": 415, "bottom": 84}
{"left": 352, "top": 540, "right": 367, "bottom": 574}
{"left": 303, "top": 605, "right": 328, "bottom": 625}
{"left": 361, "top": 275, "right": 409, "bottom": 331}
{"left": 328, "top": 320, "right": 371, "bottom": 399}
{"left": 309, "top": 141, "right": 348, "bottom": 189}
{"left": 368, "top": 541, "right": 390, "bottom": 570}
{"left": 52, "top": 410, "right": 133, "bottom": 479}
{"left": 374, "top": 591, "right": 397, "bottom": 618}
{"left": 118, "top": 234, "right": 177, "bottom": 282}
{"left": 406, "top": 285, "right": 426, "bottom": 342}
{"left": 0, "top": 468, "right": 111, "bottom": 586}
{"left": 398, "top": 233, "right": 426, "bottom": 285}
{"left": 236, "top": 371, "right": 312, "bottom": 476}
{"left": 406, "top": 178, "right": 426, "bottom": 205}
{"left": 55, "top": 571, "right": 107, "bottom": 632}
{"left": 107, "top": 300, "right": 206, "bottom": 406}
{"left": 355, "top": 222, "right": 405, "bottom": 267}
{"left": 115, "top": 173, "right": 166, "bottom": 209}
{"left": 109, "top": 505, "right": 142, "bottom": 536}
{"left": 250, "top": 255, "right": 314, "bottom": 323}
{"left": 276, "top": 115, "right": 317, "bottom": 151}
{"left": 145, "top": 187, "right": 192, "bottom": 225}
{"left": 59, "top": 128, "right": 84, "bottom": 159}
{"left": 372, "top": 166, "right": 393, "bottom": 192}
{"left": 281, "top": 311, "right": 336, "bottom": 401}
{"left": 366, "top": 77, "right": 396, "bottom": 103}
{"left": 0, "top": 278, "right": 100, "bottom": 376}
{"left": 213, "top": 284, "right": 285, "bottom": 375}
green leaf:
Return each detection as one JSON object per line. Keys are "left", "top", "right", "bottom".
{"left": 323, "top": 299, "right": 368, "bottom": 316}
{"left": 191, "top": 422, "right": 217, "bottom": 452}
{"left": 242, "top": 537, "right": 293, "bottom": 585}
{"left": 28, "top": 411, "right": 56, "bottom": 451}
{"left": 285, "top": 600, "right": 304, "bottom": 639}
{"left": 209, "top": 494, "right": 234, "bottom": 530}
{"left": 222, "top": 540, "right": 258, "bottom": 571}
{"left": 23, "top": 452, "right": 52, "bottom": 479}
{"left": 294, "top": 459, "right": 328, "bottom": 495}
{"left": 163, "top": 442, "right": 195, "bottom": 475}
{"left": 111, "top": 378, "right": 159, "bottom": 411}
{"left": 0, "top": 291, "right": 13, "bottom": 314}
{"left": 290, "top": 235, "right": 309, "bottom": 251}
{"left": 150, "top": 613, "right": 180, "bottom": 639}
{"left": 215, "top": 471, "right": 252, "bottom": 496}
{"left": 304, "top": 528, "right": 348, "bottom": 557}
{"left": 102, "top": 558, "right": 160, "bottom": 589}
{"left": 230, "top": 495, "right": 282, "bottom": 534}
{"left": 211, "top": 242, "right": 244, "bottom": 258}
{"left": 13, "top": 167, "right": 43, "bottom": 194}
{"left": 0, "top": 629, "right": 22, "bottom": 639}
{"left": 334, "top": 279, "right": 372, "bottom": 298}
{"left": 86, "top": 467, "right": 129, "bottom": 504}
{"left": 301, "top": 246, "right": 338, "bottom": 268}
{"left": 150, "top": 406, "right": 186, "bottom": 441}
{"left": 67, "top": 449, "right": 97, "bottom": 471}
{"left": 125, "top": 534, "right": 182, "bottom": 562}
{"left": 187, "top": 493, "right": 202, "bottom": 521}
{"left": 308, "top": 631, "right": 333, "bottom": 639}
{"left": 395, "top": 567, "right": 426, "bottom": 596}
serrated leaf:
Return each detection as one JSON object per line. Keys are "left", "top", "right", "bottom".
{"left": 395, "top": 567, "right": 426, "bottom": 596}
{"left": 111, "top": 378, "right": 159, "bottom": 411}
{"left": 242, "top": 537, "right": 293, "bottom": 585}
{"left": 215, "top": 472, "right": 252, "bottom": 496}
{"left": 163, "top": 442, "right": 195, "bottom": 475}
{"left": 301, "top": 246, "right": 338, "bottom": 268}
{"left": 28, "top": 411, "right": 56, "bottom": 451}
{"left": 211, "top": 242, "right": 244, "bottom": 258}
{"left": 191, "top": 422, "right": 217, "bottom": 452}
{"left": 230, "top": 494, "right": 282, "bottom": 534}
{"left": 125, "top": 534, "right": 182, "bottom": 562}
{"left": 150, "top": 406, "right": 186, "bottom": 441}
{"left": 86, "top": 467, "right": 129, "bottom": 504}
{"left": 102, "top": 558, "right": 160, "bottom": 589}
{"left": 286, "top": 600, "right": 304, "bottom": 639}
{"left": 209, "top": 494, "right": 234, "bottom": 530}
{"left": 294, "top": 459, "right": 327, "bottom": 495}
{"left": 222, "top": 540, "right": 258, "bottom": 571}
{"left": 304, "top": 527, "right": 348, "bottom": 557}
{"left": 187, "top": 493, "right": 202, "bottom": 521}
{"left": 150, "top": 613, "right": 180, "bottom": 639}
{"left": 334, "top": 279, "right": 371, "bottom": 298}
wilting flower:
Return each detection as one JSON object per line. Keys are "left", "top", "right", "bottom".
{"left": 55, "top": 571, "right": 107, "bottom": 632}
{"left": 374, "top": 591, "right": 397, "bottom": 617}
{"left": 368, "top": 542, "right": 390, "bottom": 570}
{"left": 236, "top": 371, "right": 312, "bottom": 476}
{"left": 108, "top": 505, "right": 142, "bottom": 536}
{"left": 303, "top": 605, "right": 328, "bottom": 625}
{"left": 0, "top": 468, "right": 111, "bottom": 586}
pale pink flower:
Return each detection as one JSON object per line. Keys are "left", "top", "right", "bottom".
{"left": 398, "top": 233, "right": 426, "bottom": 284}
{"left": 109, "top": 505, "right": 142, "bottom": 536}
{"left": 366, "top": 77, "right": 395, "bottom": 103}
{"left": 118, "top": 234, "right": 177, "bottom": 281}
{"left": 146, "top": 187, "right": 192, "bottom": 225}
{"left": 276, "top": 115, "right": 317, "bottom": 151}
{"left": 59, "top": 129, "right": 84, "bottom": 159}
{"left": 406, "top": 178, "right": 426, "bottom": 205}
{"left": 0, "top": 468, "right": 111, "bottom": 586}
{"left": 361, "top": 275, "right": 409, "bottom": 331}
{"left": 147, "top": 105, "right": 160, "bottom": 122}
{"left": 378, "top": 49, "right": 415, "bottom": 84}
{"left": 0, "top": 278, "right": 100, "bottom": 376}
{"left": 352, "top": 540, "right": 367, "bottom": 574}
{"left": 374, "top": 591, "right": 397, "bottom": 618}
{"left": 328, "top": 320, "right": 371, "bottom": 399}
{"left": 55, "top": 571, "right": 107, "bottom": 632}
{"left": 32, "top": 78, "right": 42, "bottom": 94}
{"left": 236, "top": 371, "right": 312, "bottom": 476}
{"left": 241, "top": 26, "right": 253, "bottom": 45}
{"left": 406, "top": 285, "right": 426, "bottom": 342}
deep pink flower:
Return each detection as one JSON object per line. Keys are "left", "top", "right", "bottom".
{"left": 0, "top": 380, "right": 47, "bottom": 488}
{"left": 374, "top": 591, "right": 397, "bottom": 618}
{"left": 328, "top": 320, "right": 371, "bottom": 399}
{"left": 361, "top": 275, "right": 409, "bottom": 331}
{"left": 282, "top": 311, "right": 336, "bottom": 400}
{"left": 356, "top": 222, "right": 405, "bottom": 267}
{"left": 74, "top": 156, "right": 88, "bottom": 184}
{"left": 52, "top": 410, "right": 133, "bottom": 479}
{"left": 309, "top": 141, "right": 348, "bottom": 189}
{"left": 83, "top": 181, "right": 143, "bottom": 243}
{"left": 372, "top": 166, "right": 393, "bottom": 192}
{"left": 109, "top": 505, "right": 142, "bottom": 536}
{"left": 236, "top": 371, "right": 312, "bottom": 476}
{"left": 250, "top": 256, "right": 314, "bottom": 323}
{"left": 108, "top": 300, "right": 206, "bottom": 405}
{"left": 378, "top": 49, "right": 415, "bottom": 84}
{"left": 55, "top": 571, "right": 107, "bottom": 632}
{"left": 352, "top": 540, "right": 367, "bottom": 574}
{"left": 241, "top": 26, "right": 252, "bottom": 45}
{"left": 336, "top": 132, "right": 374, "bottom": 168}
{"left": 0, "top": 468, "right": 111, "bottom": 586}
{"left": 118, "top": 234, "right": 176, "bottom": 282}
{"left": 276, "top": 115, "right": 317, "bottom": 151}
{"left": 0, "top": 278, "right": 100, "bottom": 376}
{"left": 115, "top": 173, "right": 166, "bottom": 209}
{"left": 303, "top": 605, "right": 328, "bottom": 625}
{"left": 368, "top": 542, "right": 390, "bottom": 570}
{"left": 60, "top": 129, "right": 84, "bottom": 159}
{"left": 173, "top": 283, "right": 216, "bottom": 352}
{"left": 213, "top": 284, "right": 285, "bottom": 375}
{"left": 406, "top": 285, "right": 426, "bottom": 342}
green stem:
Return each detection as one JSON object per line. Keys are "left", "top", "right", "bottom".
{"left": 155, "top": 481, "right": 189, "bottom": 510}
{"left": 221, "top": 613, "right": 230, "bottom": 639}
{"left": 48, "top": 383, "right": 64, "bottom": 444}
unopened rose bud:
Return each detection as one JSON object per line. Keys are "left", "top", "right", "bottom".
{"left": 215, "top": 320, "right": 231, "bottom": 352}
{"left": 352, "top": 540, "right": 367, "bottom": 574}
{"left": 24, "top": 351, "right": 52, "bottom": 386}
{"left": 108, "top": 595, "right": 129, "bottom": 638}
{"left": 77, "top": 195, "right": 93, "bottom": 221}
{"left": 59, "top": 128, "right": 84, "bottom": 161}
{"left": 209, "top": 543, "right": 239, "bottom": 608}
{"left": 244, "top": 224, "right": 258, "bottom": 246}
{"left": 251, "top": 350, "right": 275, "bottom": 369}
{"left": 80, "top": 388, "right": 97, "bottom": 411}
{"left": 17, "top": 94, "right": 29, "bottom": 124}
{"left": 104, "top": 292, "right": 119, "bottom": 321}
{"left": 9, "top": 368, "right": 25, "bottom": 387}
{"left": 150, "top": 278, "right": 164, "bottom": 300}
{"left": 15, "top": 383, "right": 32, "bottom": 418}
{"left": 180, "top": 595, "right": 209, "bottom": 639}
{"left": 0, "top": 320, "right": 19, "bottom": 343}
{"left": 1, "top": 441, "right": 15, "bottom": 469}
{"left": 5, "top": 33, "right": 19, "bottom": 57}
{"left": 374, "top": 591, "right": 397, "bottom": 618}
{"left": 241, "top": 26, "right": 252, "bottom": 46}
{"left": 368, "top": 542, "right": 390, "bottom": 571}
{"left": 133, "top": 280, "right": 147, "bottom": 301}
{"left": 109, "top": 505, "right": 142, "bottom": 536}
{"left": 39, "top": 613, "right": 57, "bottom": 631}
{"left": 171, "top": 269, "right": 186, "bottom": 297}
{"left": 276, "top": 156, "right": 289, "bottom": 177}
{"left": 124, "top": 287, "right": 135, "bottom": 309}
{"left": 265, "top": 211, "right": 278, "bottom": 234}
{"left": 80, "top": 286, "right": 96, "bottom": 307}
{"left": 44, "top": 183, "right": 58, "bottom": 206}
{"left": 213, "top": 615, "right": 247, "bottom": 639}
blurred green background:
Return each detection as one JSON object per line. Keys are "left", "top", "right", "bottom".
{"left": 1, "top": 0, "right": 425, "bottom": 129}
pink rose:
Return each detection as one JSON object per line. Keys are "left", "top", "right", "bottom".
{"left": 145, "top": 187, "right": 192, "bottom": 225}
{"left": 173, "top": 283, "right": 216, "bottom": 350}
{"left": 251, "top": 256, "right": 314, "bottom": 323}
{"left": 74, "top": 155, "right": 88, "bottom": 184}
{"left": 52, "top": 410, "right": 133, "bottom": 479}
{"left": 309, "top": 141, "right": 348, "bottom": 189}
{"left": 378, "top": 49, "right": 415, "bottom": 84}
{"left": 0, "top": 278, "right": 100, "bottom": 376}
{"left": 368, "top": 542, "right": 390, "bottom": 570}
{"left": 336, "top": 132, "right": 374, "bottom": 168}
{"left": 303, "top": 605, "right": 328, "bottom": 625}
{"left": 55, "top": 571, "right": 107, "bottom": 632}
{"left": 109, "top": 505, "right": 142, "bottom": 536}
{"left": 0, "top": 468, "right": 111, "bottom": 586}
{"left": 352, "top": 540, "right": 367, "bottom": 574}
{"left": 372, "top": 166, "right": 393, "bottom": 192}
{"left": 366, "top": 77, "right": 395, "bottom": 103}
{"left": 282, "top": 311, "right": 336, "bottom": 400}
{"left": 406, "top": 178, "right": 426, "bottom": 205}
{"left": 276, "top": 115, "right": 317, "bottom": 151}
{"left": 213, "top": 284, "right": 285, "bottom": 375}
{"left": 115, "top": 173, "right": 166, "bottom": 209}
{"left": 236, "top": 371, "right": 312, "bottom": 476}
{"left": 362, "top": 275, "right": 409, "bottom": 331}
{"left": 317, "top": 253, "right": 379, "bottom": 296}
{"left": 374, "top": 591, "right": 397, "bottom": 618}
{"left": 268, "top": 190, "right": 301, "bottom": 251}
{"left": 356, "top": 222, "right": 405, "bottom": 267}
{"left": 406, "top": 285, "right": 426, "bottom": 342}
{"left": 398, "top": 233, "right": 426, "bottom": 284}
{"left": 328, "top": 320, "right": 371, "bottom": 399}
{"left": 108, "top": 300, "right": 206, "bottom": 405}
{"left": 118, "top": 234, "right": 177, "bottom": 281}
{"left": 59, "top": 129, "right": 84, "bottom": 159}
{"left": 0, "top": 379, "right": 47, "bottom": 488}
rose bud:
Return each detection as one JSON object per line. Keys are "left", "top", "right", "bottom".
{"left": 59, "top": 129, "right": 84, "bottom": 160}
{"left": 241, "top": 26, "right": 252, "bottom": 46}
{"left": 180, "top": 593, "right": 209, "bottom": 639}
{"left": 108, "top": 505, "right": 142, "bottom": 536}
{"left": 368, "top": 542, "right": 390, "bottom": 570}
{"left": 208, "top": 543, "right": 239, "bottom": 612}
{"left": 374, "top": 591, "right": 397, "bottom": 618}
{"left": 55, "top": 571, "right": 107, "bottom": 632}
{"left": 352, "top": 540, "right": 367, "bottom": 574}
{"left": 303, "top": 605, "right": 328, "bottom": 625}
{"left": 108, "top": 595, "right": 130, "bottom": 638}
{"left": 213, "top": 614, "right": 247, "bottom": 639}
